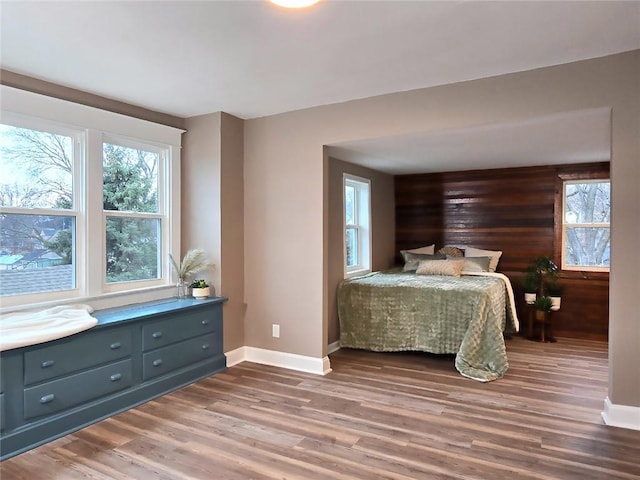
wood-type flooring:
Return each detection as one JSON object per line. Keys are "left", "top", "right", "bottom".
{"left": 2, "top": 336, "right": 639, "bottom": 479}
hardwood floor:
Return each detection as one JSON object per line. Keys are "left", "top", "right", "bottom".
{"left": 2, "top": 337, "right": 639, "bottom": 479}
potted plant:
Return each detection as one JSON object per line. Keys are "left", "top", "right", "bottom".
{"left": 546, "top": 281, "right": 564, "bottom": 311}
{"left": 525, "top": 255, "right": 563, "bottom": 305}
{"left": 534, "top": 296, "right": 553, "bottom": 320}
{"left": 530, "top": 256, "right": 558, "bottom": 277}
{"left": 523, "top": 272, "right": 538, "bottom": 304}
{"left": 169, "top": 248, "right": 214, "bottom": 298}
{"left": 189, "top": 279, "right": 211, "bottom": 299}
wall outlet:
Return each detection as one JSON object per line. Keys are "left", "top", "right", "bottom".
{"left": 272, "top": 324, "right": 280, "bottom": 338}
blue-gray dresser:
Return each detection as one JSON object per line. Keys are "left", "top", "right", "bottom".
{"left": 0, "top": 297, "right": 227, "bottom": 460}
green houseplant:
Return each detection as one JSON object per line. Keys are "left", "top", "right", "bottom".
{"left": 523, "top": 272, "right": 538, "bottom": 304}
{"left": 546, "top": 281, "right": 564, "bottom": 311}
{"left": 169, "top": 249, "right": 214, "bottom": 298}
{"left": 534, "top": 295, "right": 553, "bottom": 313}
{"left": 524, "top": 256, "right": 564, "bottom": 310}
{"left": 189, "top": 279, "right": 211, "bottom": 299}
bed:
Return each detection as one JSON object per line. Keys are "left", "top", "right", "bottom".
{"left": 337, "top": 266, "right": 519, "bottom": 382}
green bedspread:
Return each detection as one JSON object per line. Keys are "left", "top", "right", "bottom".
{"left": 337, "top": 270, "right": 516, "bottom": 382}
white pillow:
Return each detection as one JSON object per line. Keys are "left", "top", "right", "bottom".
{"left": 448, "top": 255, "right": 491, "bottom": 272}
{"left": 464, "top": 247, "right": 503, "bottom": 272}
{"left": 416, "top": 259, "right": 465, "bottom": 277}
{"left": 403, "top": 244, "right": 435, "bottom": 255}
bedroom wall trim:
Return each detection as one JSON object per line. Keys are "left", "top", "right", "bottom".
{"left": 225, "top": 347, "right": 332, "bottom": 375}
{"left": 602, "top": 396, "right": 640, "bottom": 431}
{"left": 327, "top": 340, "right": 341, "bottom": 354}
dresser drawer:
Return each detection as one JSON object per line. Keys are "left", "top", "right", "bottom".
{"left": 0, "top": 393, "right": 5, "bottom": 431}
{"left": 23, "top": 359, "right": 132, "bottom": 420}
{"left": 142, "top": 308, "right": 220, "bottom": 351}
{"left": 142, "top": 333, "right": 219, "bottom": 381}
{"left": 24, "top": 328, "right": 132, "bottom": 386}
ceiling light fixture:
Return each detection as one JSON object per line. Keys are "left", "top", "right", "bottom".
{"left": 269, "top": 0, "right": 320, "bottom": 8}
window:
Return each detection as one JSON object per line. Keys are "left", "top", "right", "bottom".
{"left": 103, "top": 140, "right": 163, "bottom": 284}
{"left": 0, "top": 86, "right": 182, "bottom": 308}
{"left": 344, "top": 174, "right": 371, "bottom": 277}
{"left": 562, "top": 179, "right": 610, "bottom": 272}
{"left": 0, "top": 122, "right": 79, "bottom": 297}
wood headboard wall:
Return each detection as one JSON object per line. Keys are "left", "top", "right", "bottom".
{"left": 394, "top": 162, "right": 610, "bottom": 341}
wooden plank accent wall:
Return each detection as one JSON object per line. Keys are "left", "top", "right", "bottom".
{"left": 395, "top": 162, "right": 610, "bottom": 341}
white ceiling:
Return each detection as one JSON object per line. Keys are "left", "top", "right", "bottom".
{"left": 1, "top": 1, "right": 638, "bottom": 120}
{"left": 327, "top": 107, "right": 613, "bottom": 174}
{"left": 1, "top": 1, "right": 637, "bottom": 173}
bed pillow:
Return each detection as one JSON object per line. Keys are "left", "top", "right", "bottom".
{"left": 401, "top": 252, "right": 445, "bottom": 272}
{"left": 416, "top": 259, "right": 465, "bottom": 277}
{"left": 464, "top": 247, "right": 503, "bottom": 272}
{"left": 437, "top": 245, "right": 464, "bottom": 257}
{"left": 402, "top": 244, "right": 435, "bottom": 255}
{"left": 448, "top": 255, "right": 491, "bottom": 272}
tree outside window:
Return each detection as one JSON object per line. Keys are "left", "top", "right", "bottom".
{"left": 563, "top": 180, "right": 610, "bottom": 271}
{"left": 0, "top": 123, "right": 170, "bottom": 298}
{"left": 0, "top": 124, "right": 76, "bottom": 295}
{"left": 103, "top": 142, "right": 162, "bottom": 283}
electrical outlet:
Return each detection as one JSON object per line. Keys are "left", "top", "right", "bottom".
{"left": 272, "top": 324, "right": 280, "bottom": 338}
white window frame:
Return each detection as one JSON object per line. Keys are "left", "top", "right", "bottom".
{"left": 0, "top": 85, "right": 183, "bottom": 310}
{"left": 561, "top": 178, "right": 610, "bottom": 272}
{"left": 343, "top": 174, "right": 371, "bottom": 278}
{"left": 0, "top": 114, "right": 84, "bottom": 304}
{"left": 100, "top": 135, "right": 168, "bottom": 293}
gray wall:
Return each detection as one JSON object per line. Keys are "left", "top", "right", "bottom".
{"left": 244, "top": 51, "right": 639, "bottom": 410}
{"left": 4, "top": 51, "right": 639, "bottom": 414}
{"left": 326, "top": 156, "right": 395, "bottom": 345}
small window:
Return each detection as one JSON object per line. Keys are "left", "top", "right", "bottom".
{"left": 562, "top": 180, "right": 610, "bottom": 272}
{"left": 344, "top": 174, "right": 371, "bottom": 277}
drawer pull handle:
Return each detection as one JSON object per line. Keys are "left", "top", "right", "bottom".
{"left": 110, "top": 342, "right": 121, "bottom": 350}
{"left": 201, "top": 343, "right": 210, "bottom": 350}
{"left": 110, "top": 373, "right": 122, "bottom": 382}
{"left": 152, "top": 359, "right": 163, "bottom": 367}
{"left": 40, "top": 394, "right": 55, "bottom": 404}
{"left": 152, "top": 331, "right": 163, "bottom": 339}
{"left": 41, "top": 360, "right": 55, "bottom": 368}
{"left": 201, "top": 319, "right": 209, "bottom": 325}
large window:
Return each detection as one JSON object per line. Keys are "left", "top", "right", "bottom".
{"left": 0, "top": 122, "right": 79, "bottom": 296}
{"left": 344, "top": 174, "right": 371, "bottom": 277}
{"left": 103, "top": 140, "right": 163, "bottom": 284}
{"left": 0, "top": 86, "right": 182, "bottom": 308}
{"left": 562, "top": 179, "right": 610, "bottom": 272}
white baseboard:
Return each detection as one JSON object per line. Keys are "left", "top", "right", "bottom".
{"left": 225, "top": 346, "right": 247, "bottom": 368}
{"left": 327, "top": 340, "right": 341, "bottom": 354}
{"left": 225, "top": 346, "right": 332, "bottom": 375}
{"left": 601, "top": 396, "right": 640, "bottom": 430}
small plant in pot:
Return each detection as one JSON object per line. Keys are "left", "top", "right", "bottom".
{"left": 169, "top": 248, "right": 214, "bottom": 299}
{"left": 189, "top": 279, "right": 211, "bottom": 299}
{"left": 546, "top": 281, "right": 564, "bottom": 311}
{"left": 523, "top": 273, "right": 538, "bottom": 305}
{"left": 534, "top": 296, "right": 553, "bottom": 319}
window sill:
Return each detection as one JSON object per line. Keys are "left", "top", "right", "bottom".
{"left": 345, "top": 269, "right": 372, "bottom": 280}
{"left": 0, "top": 285, "right": 177, "bottom": 316}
